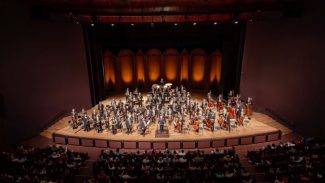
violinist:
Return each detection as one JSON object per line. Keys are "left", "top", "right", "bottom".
{"left": 70, "top": 108, "right": 78, "bottom": 129}
{"left": 111, "top": 117, "right": 117, "bottom": 135}
{"left": 125, "top": 113, "right": 132, "bottom": 134}
{"left": 82, "top": 113, "right": 90, "bottom": 132}
{"left": 140, "top": 116, "right": 147, "bottom": 135}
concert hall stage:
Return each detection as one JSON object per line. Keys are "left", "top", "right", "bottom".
{"left": 46, "top": 93, "right": 286, "bottom": 149}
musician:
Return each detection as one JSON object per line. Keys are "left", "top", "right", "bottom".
{"left": 159, "top": 115, "right": 164, "bottom": 132}
{"left": 96, "top": 115, "right": 103, "bottom": 133}
{"left": 125, "top": 113, "right": 132, "bottom": 134}
{"left": 111, "top": 117, "right": 117, "bottom": 135}
{"left": 238, "top": 109, "right": 245, "bottom": 126}
{"left": 125, "top": 88, "right": 130, "bottom": 101}
{"left": 207, "top": 109, "right": 215, "bottom": 131}
{"left": 160, "top": 78, "right": 164, "bottom": 87}
{"left": 179, "top": 113, "right": 185, "bottom": 132}
{"left": 92, "top": 110, "right": 97, "bottom": 122}
{"left": 98, "top": 102, "right": 104, "bottom": 116}
{"left": 140, "top": 116, "right": 147, "bottom": 135}
{"left": 70, "top": 109, "right": 78, "bottom": 129}
{"left": 82, "top": 113, "right": 90, "bottom": 131}
{"left": 167, "top": 107, "right": 173, "bottom": 122}
{"left": 226, "top": 112, "right": 231, "bottom": 132}
{"left": 117, "top": 116, "right": 122, "bottom": 130}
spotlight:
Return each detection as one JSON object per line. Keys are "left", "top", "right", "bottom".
{"left": 174, "top": 23, "right": 178, "bottom": 26}
{"left": 248, "top": 16, "right": 254, "bottom": 22}
{"left": 111, "top": 23, "right": 115, "bottom": 27}
{"left": 130, "top": 23, "right": 134, "bottom": 26}
{"left": 213, "top": 22, "right": 218, "bottom": 25}
{"left": 76, "top": 21, "right": 79, "bottom": 24}
{"left": 90, "top": 15, "right": 97, "bottom": 27}
{"left": 234, "top": 20, "right": 239, "bottom": 24}
{"left": 193, "top": 22, "right": 197, "bottom": 26}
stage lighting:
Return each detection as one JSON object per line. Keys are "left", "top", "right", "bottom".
{"left": 90, "top": 15, "right": 97, "bottom": 27}
{"left": 111, "top": 23, "right": 115, "bottom": 27}
{"left": 76, "top": 21, "right": 79, "bottom": 24}
{"left": 248, "top": 16, "right": 254, "bottom": 22}
{"left": 193, "top": 22, "right": 197, "bottom": 26}
{"left": 213, "top": 22, "right": 218, "bottom": 25}
{"left": 234, "top": 20, "right": 239, "bottom": 24}
{"left": 130, "top": 23, "right": 134, "bottom": 26}
{"left": 174, "top": 23, "right": 178, "bottom": 26}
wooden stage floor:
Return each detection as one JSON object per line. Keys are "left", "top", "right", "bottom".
{"left": 43, "top": 93, "right": 292, "bottom": 148}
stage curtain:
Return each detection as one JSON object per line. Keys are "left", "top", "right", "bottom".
{"left": 163, "top": 48, "right": 179, "bottom": 83}
{"left": 146, "top": 49, "right": 162, "bottom": 84}
{"left": 209, "top": 49, "right": 222, "bottom": 88}
{"left": 103, "top": 51, "right": 117, "bottom": 91}
{"left": 180, "top": 49, "right": 189, "bottom": 85}
{"left": 135, "top": 50, "right": 146, "bottom": 88}
{"left": 190, "top": 48, "right": 207, "bottom": 88}
{"left": 118, "top": 49, "right": 135, "bottom": 89}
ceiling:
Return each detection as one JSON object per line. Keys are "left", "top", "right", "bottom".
{"left": 30, "top": 0, "right": 303, "bottom": 23}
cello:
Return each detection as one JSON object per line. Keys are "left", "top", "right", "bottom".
{"left": 174, "top": 118, "right": 181, "bottom": 133}
{"left": 193, "top": 121, "right": 199, "bottom": 133}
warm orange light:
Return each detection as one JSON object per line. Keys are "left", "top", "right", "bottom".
{"left": 119, "top": 56, "right": 133, "bottom": 84}
{"left": 164, "top": 49, "right": 179, "bottom": 81}
{"left": 210, "top": 50, "right": 222, "bottom": 84}
{"left": 215, "top": 52, "right": 222, "bottom": 84}
{"left": 103, "top": 52, "right": 116, "bottom": 85}
{"left": 147, "top": 49, "right": 161, "bottom": 82}
{"left": 192, "top": 55, "right": 205, "bottom": 82}
{"left": 180, "top": 50, "right": 189, "bottom": 82}
{"left": 136, "top": 51, "right": 145, "bottom": 83}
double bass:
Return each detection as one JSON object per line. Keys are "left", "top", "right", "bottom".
{"left": 203, "top": 118, "right": 214, "bottom": 131}
{"left": 193, "top": 121, "right": 199, "bottom": 133}
{"left": 218, "top": 115, "right": 228, "bottom": 129}
{"left": 174, "top": 118, "right": 182, "bottom": 133}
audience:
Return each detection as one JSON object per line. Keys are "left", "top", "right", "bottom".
{"left": 247, "top": 137, "right": 325, "bottom": 183}
{"left": 0, "top": 145, "right": 89, "bottom": 183}
{"left": 93, "top": 148, "right": 253, "bottom": 183}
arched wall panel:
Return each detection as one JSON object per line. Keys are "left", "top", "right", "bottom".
{"left": 135, "top": 50, "right": 146, "bottom": 88}
{"left": 103, "top": 48, "right": 221, "bottom": 93}
{"left": 180, "top": 50, "right": 189, "bottom": 86}
{"left": 210, "top": 49, "right": 222, "bottom": 88}
{"left": 103, "top": 51, "right": 117, "bottom": 91}
{"left": 190, "top": 48, "right": 207, "bottom": 89}
{"left": 163, "top": 48, "right": 179, "bottom": 83}
{"left": 118, "top": 49, "right": 135, "bottom": 89}
{"left": 146, "top": 49, "right": 162, "bottom": 84}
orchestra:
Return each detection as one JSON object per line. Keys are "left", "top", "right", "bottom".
{"left": 69, "top": 79, "right": 253, "bottom": 136}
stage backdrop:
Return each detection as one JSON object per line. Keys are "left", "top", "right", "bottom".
{"left": 103, "top": 48, "right": 222, "bottom": 93}
{"left": 84, "top": 23, "right": 245, "bottom": 104}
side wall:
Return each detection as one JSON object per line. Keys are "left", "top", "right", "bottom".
{"left": 241, "top": 0, "right": 325, "bottom": 137}
{"left": 0, "top": 1, "right": 91, "bottom": 143}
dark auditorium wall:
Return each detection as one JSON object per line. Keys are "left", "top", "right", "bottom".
{"left": 241, "top": 0, "right": 325, "bottom": 138}
{"left": 0, "top": 1, "right": 91, "bottom": 144}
